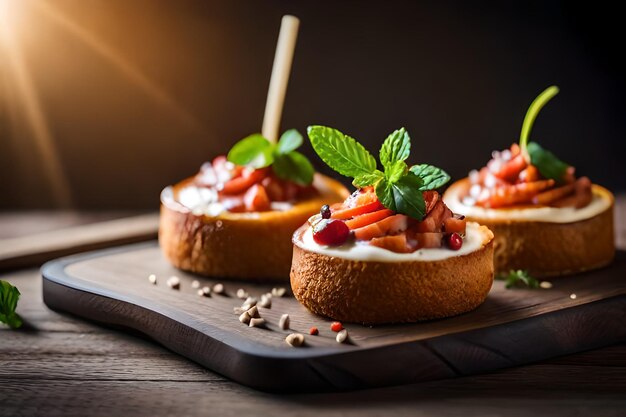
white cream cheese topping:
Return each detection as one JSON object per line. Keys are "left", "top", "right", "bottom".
{"left": 444, "top": 183, "right": 611, "bottom": 223}
{"left": 177, "top": 185, "right": 293, "bottom": 217}
{"left": 296, "top": 222, "right": 488, "bottom": 263}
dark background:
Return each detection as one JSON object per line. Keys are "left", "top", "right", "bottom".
{"left": 0, "top": 0, "right": 623, "bottom": 210}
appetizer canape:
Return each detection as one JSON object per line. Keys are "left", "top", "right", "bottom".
{"left": 290, "top": 126, "right": 494, "bottom": 324}
{"left": 160, "top": 130, "right": 348, "bottom": 280}
{"left": 444, "top": 86, "right": 614, "bottom": 277}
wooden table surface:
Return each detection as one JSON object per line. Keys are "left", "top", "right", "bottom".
{"left": 1, "top": 201, "right": 626, "bottom": 417}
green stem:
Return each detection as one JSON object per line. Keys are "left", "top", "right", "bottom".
{"left": 519, "top": 85, "right": 560, "bottom": 155}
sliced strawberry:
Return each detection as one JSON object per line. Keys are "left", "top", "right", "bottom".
{"left": 261, "top": 176, "right": 285, "bottom": 201}
{"left": 413, "top": 200, "right": 446, "bottom": 233}
{"left": 345, "top": 209, "right": 393, "bottom": 230}
{"left": 443, "top": 216, "right": 466, "bottom": 234}
{"left": 243, "top": 184, "right": 271, "bottom": 211}
{"left": 414, "top": 232, "right": 443, "bottom": 249}
{"left": 331, "top": 200, "right": 383, "bottom": 220}
{"left": 423, "top": 191, "right": 440, "bottom": 215}
{"left": 493, "top": 154, "right": 528, "bottom": 182}
{"left": 369, "top": 233, "right": 411, "bottom": 253}
{"left": 221, "top": 168, "right": 268, "bottom": 195}
{"left": 353, "top": 214, "right": 409, "bottom": 241}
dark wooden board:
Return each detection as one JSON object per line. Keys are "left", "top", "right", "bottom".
{"left": 41, "top": 243, "right": 626, "bottom": 392}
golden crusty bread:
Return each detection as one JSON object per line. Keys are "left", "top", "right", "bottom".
{"left": 290, "top": 223, "right": 495, "bottom": 324}
{"left": 159, "top": 173, "right": 349, "bottom": 281}
{"left": 444, "top": 179, "right": 615, "bottom": 277}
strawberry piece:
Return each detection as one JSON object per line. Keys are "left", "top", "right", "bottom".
{"left": 313, "top": 219, "right": 350, "bottom": 246}
{"left": 493, "top": 154, "right": 528, "bottom": 182}
{"left": 414, "top": 200, "right": 446, "bottom": 233}
{"left": 345, "top": 209, "right": 393, "bottom": 230}
{"left": 369, "top": 233, "right": 411, "bottom": 253}
{"left": 243, "top": 184, "right": 271, "bottom": 211}
{"left": 443, "top": 216, "right": 467, "bottom": 234}
{"left": 331, "top": 200, "right": 383, "bottom": 220}
{"left": 414, "top": 232, "right": 443, "bottom": 249}
{"left": 353, "top": 214, "right": 409, "bottom": 241}
{"left": 423, "top": 191, "right": 440, "bottom": 215}
{"left": 221, "top": 168, "right": 268, "bottom": 195}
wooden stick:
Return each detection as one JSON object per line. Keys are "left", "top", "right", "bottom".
{"left": 261, "top": 15, "right": 300, "bottom": 143}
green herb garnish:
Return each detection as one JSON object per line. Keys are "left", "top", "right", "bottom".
{"left": 496, "top": 269, "right": 539, "bottom": 289}
{"left": 227, "top": 129, "right": 314, "bottom": 185}
{"left": 518, "top": 86, "right": 570, "bottom": 183}
{"left": 307, "top": 125, "right": 449, "bottom": 220}
{"left": 0, "top": 280, "right": 22, "bottom": 329}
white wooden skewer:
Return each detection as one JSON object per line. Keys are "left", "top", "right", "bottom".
{"left": 261, "top": 15, "right": 300, "bottom": 144}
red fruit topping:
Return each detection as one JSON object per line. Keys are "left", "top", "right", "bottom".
{"left": 443, "top": 216, "right": 467, "bottom": 234}
{"left": 447, "top": 232, "right": 463, "bottom": 251}
{"left": 221, "top": 168, "right": 268, "bottom": 195}
{"left": 330, "top": 322, "right": 343, "bottom": 332}
{"left": 313, "top": 219, "right": 350, "bottom": 246}
{"left": 423, "top": 190, "right": 440, "bottom": 215}
{"left": 243, "top": 184, "right": 271, "bottom": 211}
{"left": 353, "top": 214, "right": 408, "bottom": 241}
{"left": 331, "top": 200, "right": 383, "bottom": 220}
{"left": 309, "top": 327, "right": 319, "bottom": 335}
{"left": 369, "top": 234, "right": 411, "bottom": 253}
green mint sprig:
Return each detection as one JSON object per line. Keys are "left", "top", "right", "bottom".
{"left": 307, "top": 125, "right": 450, "bottom": 220}
{"left": 519, "top": 86, "right": 570, "bottom": 183}
{"left": 496, "top": 269, "right": 539, "bottom": 289}
{"left": 0, "top": 280, "right": 22, "bottom": 329}
{"left": 227, "top": 129, "right": 314, "bottom": 186}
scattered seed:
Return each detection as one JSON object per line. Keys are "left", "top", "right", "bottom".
{"left": 336, "top": 329, "right": 348, "bottom": 343}
{"left": 570, "top": 293, "right": 577, "bottom": 300}
{"left": 247, "top": 305, "right": 260, "bottom": 318}
{"left": 233, "top": 307, "right": 246, "bottom": 314}
{"left": 197, "top": 286, "right": 211, "bottom": 297}
{"left": 242, "top": 296, "right": 257, "bottom": 309}
{"left": 148, "top": 274, "right": 157, "bottom": 285}
{"left": 309, "top": 326, "right": 319, "bottom": 335}
{"left": 271, "top": 287, "right": 287, "bottom": 297}
{"left": 213, "top": 283, "right": 224, "bottom": 294}
{"left": 285, "top": 333, "right": 305, "bottom": 347}
{"left": 237, "top": 289, "right": 249, "bottom": 299}
{"left": 279, "top": 314, "right": 290, "bottom": 330}
{"left": 239, "top": 311, "right": 251, "bottom": 324}
{"left": 191, "top": 280, "right": 200, "bottom": 289}
{"left": 249, "top": 318, "right": 266, "bottom": 328}
{"left": 166, "top": 276, "right": 180, "bottom": 289}
{"left": 330, "top": 321, "right": 343, "bottom": 332}
{"left": 540, "top": 281, "right": 553, "bottom": 289}
{"left": 264, "top": 292, "right": 273, "bottom": 299}
{"left": 259, "top": 295, "right": 272, "bottom": 309}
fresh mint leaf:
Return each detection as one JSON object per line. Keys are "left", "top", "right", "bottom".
{"left": 527, "top": 142, "right": 569, "bottom": 183}
{"left": 496, "top": 269, "right": 539, "bottom": 289}
{"left": 277, "top": 129, "right": 303, "bottom": 155}
{"left": 375, "top": 173, "right": 425, "bottom": 219}
{"left": 380, "top": 127, "right": 410, "bottom": 169}
{"left": 385, "top": 160, "right": 407, "bottom": 183}
{"left": 519, "top": 86, "right": 559, "bottom": 154}
{"left": 0, "top": 280, "right": 22, "bottom": 329}
{"left": 410, "top": 164, "right": 450, "bottom": 190}
{"left": 272, "top": 151, "right": 314, "bottom": 186}
{"left": 307, "top": 125, "right": 377, "bottom": 178}
{"left": 227, "top": 134, "right": 274, "bottom": 168}
{"left": 353, "top": 170, "right": 384, "bottom": 187}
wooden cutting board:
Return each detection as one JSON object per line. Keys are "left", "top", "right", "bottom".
{"left": 42, "top": 243, "right": 626, "bottom": 392}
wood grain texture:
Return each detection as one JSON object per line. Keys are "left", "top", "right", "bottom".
{"left": 0, "top": 213, "right": 158, "bottom": 271}
{"left": 2, "top": 267, "right": 626, "bottom": 417}
{"left": 40, "top": 243, "right": 626, "bottom": 391}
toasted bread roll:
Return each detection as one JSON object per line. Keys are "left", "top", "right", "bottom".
{"left": 160, "top": 174, "right": 349, "bottom": 281}
{"left": 444, "top": 179, "right": 615, "bottom": 277}
{"left": 290, "top": 223, "right": 495, "bottom": 324}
